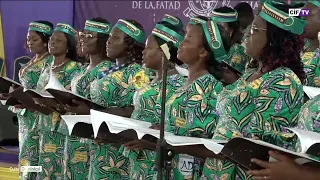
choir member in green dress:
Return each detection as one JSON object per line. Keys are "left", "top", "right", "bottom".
{"left": 33, "top": 23, "right": 81, "bottom": 179}
{"left": 81, "top": 19, "right": 148, "bottom": 179}
{"left": 59, "top": 18, "right": 114, "bottom": 180}
{"left": 120, "top": 15, "right": 186, "bottom": 180}
{"left": 199, "top": 1, "right": 307, "bottom": 179}
{"left": 210, "top": 6, "right": 251, "bottom": 83}
{"left": 10, "top": 21, "right": 53, "bottom": 180}
{"left": 152, "top": 16, "right": 231, "bottom": 179}
{"left": 301, "top": 0, "right": 320, "bottom": 87}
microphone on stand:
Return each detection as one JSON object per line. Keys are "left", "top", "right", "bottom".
{"left": 157, "top": 41, "right": 174, "bottom": 180}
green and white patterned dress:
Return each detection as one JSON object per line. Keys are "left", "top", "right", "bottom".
{"left": 35, "top": 57, "right": 81, "bottom": 180}
{"left": 89, "top": 63, "right": 149, "bottom": 180}
{"left": 201, "top": 67, "right": 304, "bottom": 180}
{"left": 302, "top": 48, "right": 320, "bottom": 87}
{"left": 164, "top": 74, "right": 223, "bottom": 180}
{"left": 60, "top": 60, "right": 114, "bottom": 180}
{"left": 13, "top": 54, "right": 51, "bottom": 180}
{"left": 120, "top": 74, "right": 186, "bottom": 180}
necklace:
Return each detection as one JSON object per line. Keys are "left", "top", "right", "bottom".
{"left": 19, "top": 52, "right": 49, "bottom": 77}
{"left": 51, "top": 59, "right": 69, "bottom": 70}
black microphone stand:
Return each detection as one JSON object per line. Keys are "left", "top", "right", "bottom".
{"left": 157, "top": 42, "right": 174, "bottom": 180}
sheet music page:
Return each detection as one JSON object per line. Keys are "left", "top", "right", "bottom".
{"left": 0, "top": 100, "right": 6, "bottom": 105}
{"left": 45, "top": 70, "right": 68, "bottom": 92}
{"left": 287, "top": 128, "right": 320, "bottom": 153}
{"left": 243, "top": 137, "right": 320, "bottom": 163}
{"left": 303, "top": 86, "right": 320, "bottom": 99}
{"left": 61, "top": 115, "right": 91, "bottom": 135}
{"left": 165, "top": 135, "right": 203, "bottom": 146}
{"left": 201, "top": 138, "right": 226, "bottom": 154}
{"left": 90, "top": 110, "right": 152, "bottom": 128}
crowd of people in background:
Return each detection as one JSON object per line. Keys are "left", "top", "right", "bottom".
{"left": 0, "top": 0, "right": 320, "bottom": 179}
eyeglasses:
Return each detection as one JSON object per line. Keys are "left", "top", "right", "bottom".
{"left": 79, "top": 32, "right": 97, "bottom": 39}
{"left": 249, "top": 25, "right": 267, "bottom": 35}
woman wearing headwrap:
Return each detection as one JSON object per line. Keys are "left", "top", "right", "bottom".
{"left": 201, "top": 1, "right": 306, "bottom": 179}
{"left": 210, "top": 6, "right": 251, "bottom": 83}
{"left": 33, "top": 23, "right": 81, "bottom": 179}
{"left": 60, "top": 18, "right": 114, "bottom": 179}
{"left": 149, "top": 16, "right": 231, "bottom": 179}
{"left": 84, "top": 19, "right": 149, "bottom": 179}
{"left": 301, "top": 0, "right": 320, "bottom": 87}
{"left": 8, "top": 21, "right": 53, "bottom": 180}
{"left": 120, "top": 14, "right": 186, "bottom": 180}
{"left": 248, "top": 32, "right": 320, "bottom": 180}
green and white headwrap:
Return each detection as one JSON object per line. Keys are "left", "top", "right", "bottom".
{"left": 28, "top": 22, "right": 53, "bottom": 35}
{"left": 309, "top": 0, "right": 320, "bottom": 7}
{"left": 151, "top": 23, "right": 184, "bottom": 48}
{"left": 54, "top": 23, "right": 77, "bottom": 39}
{"left": 114, "top": 19, "right": 146, "bottom": 43}
{"left": 161, "top": 14, "right": 184, "bottom": 29}
{"left": 188, "top": 17, "right": 206, "bottom": 25}
{"left": 259, "top": 1, "right": 307, "bottom": 35}
{"left": 84, "top": 20, "right": 112, "bottom": 34}
{"left": 210, "top": 9, "right": 238, "bottom": 23}
{"left": 201, "top": 20, "right": 227, "bottom": 61}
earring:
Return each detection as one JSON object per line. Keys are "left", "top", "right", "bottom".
{"left": 66, "top": 49, "right": 69, "bottom": 53}
{"left": 44, "top": 44, "right": 47, "bottom": 47}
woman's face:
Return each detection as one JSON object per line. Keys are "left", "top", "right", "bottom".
{"left": 106, "top": 27, "right": 127, "bottom": 59}
{"left": 245, "top": 15, "right": 267, "bottom": 60}
{"left": 81, "top": 30, "right": 98, "bottom": 55}
{"left": 26, "top": 31, "right": 46, "bottom": 54}
{"left": 142, "top": 35, "right": 162, "bottom": 70}
{"left": 177, "top": 24, "right": 206, "bottom": 65}
{"left": 48, "top": 31, "right": 68, "bottom": 56}
{"left": 304, "top": 3, "right": 320, "bottom": 39}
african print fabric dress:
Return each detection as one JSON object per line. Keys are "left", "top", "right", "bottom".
{"left": 12, "top": 55, "right": 51, "bottom": 180}
{"left": 201, "top": 67, "right": 304, "bottom": 180}
{"left": 164, "top": 74, "right": 223, "bottom": 180}
{"left": 302, "top": 48, "right": 320, "bottom": 87}
{"left": 35, "top": 58, "right": 81, "bottom": 180}
{"left": 120, "top": 74, "right": 186, "bottom": 180}
{"left": 59, "top": 60, "right": 114, "bottom": 180}
{"left": 89, "top": 63, "right": 149, "bottom": 180}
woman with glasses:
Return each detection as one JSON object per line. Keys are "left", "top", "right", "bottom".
{"left": 58, "top": 17, "right": 114, "bottom": 179}
{"left": 301, "top": 1, "right": 320, "bottom": 87}
{"left": 248, "top": 32, "right": 320, "bottom": 180}
{"left": 201, "top": 1, "right": 306, "bottom": 179}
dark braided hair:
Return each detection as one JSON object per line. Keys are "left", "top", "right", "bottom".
{"left": 153, "top": 21, "right": 185, "bottom": 65}
{"left": 123, "top": 19, "right": 145, "bottom": 64}
{"left": 252, "top": 3, "right": 306, "bottom": 82}
{"left": 194, "top": 16, "right": 231, "bottom": 80}
{"left": 214, "top": 6, "right": 243, "bottom": 45}
{"left": 90, "top": 17, "right": 110, "bottom": 60}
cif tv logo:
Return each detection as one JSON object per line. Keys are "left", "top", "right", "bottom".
{"left": 288, "top": 8, "right": 310, "bottom": 17}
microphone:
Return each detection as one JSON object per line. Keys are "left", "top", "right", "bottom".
{"left": 160, "top": 41, "right": 174, "bottom": 62}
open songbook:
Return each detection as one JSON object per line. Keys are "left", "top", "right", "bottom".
{"left": 61, "top": 110, "right": 208, "bottom": 146}
{"left": 44, "top": 70, "right": 104, "bottom": 109}
{"left": 201, "top": 128, "right": 320, "bottom": 170}
{"left": 0, "top": 77, "right": 21, "bottom": 93}
{"left": 303, "top": 86, "right": 320, "bottom": 99}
